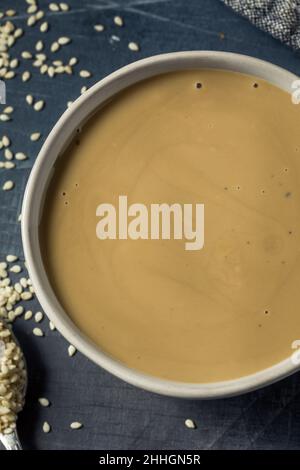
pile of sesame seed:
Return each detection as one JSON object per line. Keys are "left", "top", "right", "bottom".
{"left": 0, "top": 320, "right": 26, "bottom": 435}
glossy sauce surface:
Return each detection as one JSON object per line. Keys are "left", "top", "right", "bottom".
{"left": 40, "top": 70, "right": 300, "bottom": 382}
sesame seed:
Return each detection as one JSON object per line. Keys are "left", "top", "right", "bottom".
{"left": 26, "top": 94, "right": 33, "bottom": 105}
{"left": 22, "top": 71, "right": 31, "bottom": 82}
{"left": 6, "top": 10, "right": 16, "bottom": 17}
{"left": 49, "top": 3, "right": 59, "bottom": 12}
{"left": 10, "top": 265, "right": 21, "bottom": 273}
{"left": 79, "top": 69, "right": 91, "bottom": 78}
{"left": 30, "top": 132, "right": 41, "bottom": 141}
{"left": 15, "top": 152, "right": 28, "bottom": 161}
{"left": 33, "top": 327, "right": 44, "bottom": 337}
{"left": 40, "top": 21, "right": 49, "bottom": 33}
{"left": 2, "top": 180, "right": 14, "bottom": 191}
{"left": 21, "top": 292, "right": 33, "bottom": 301}
{"left": 24, "top": 311, "right": 33, "bottom": 320}
{"left": 21, "top": 51, "right": 32, "bottom": 59}
{"left": 4, "top": 149, "right": 13, "bottom": 160}
{"left": 14, "top": 306, "right": 24, "bottom": 316}
{"left": 4, "top": 161, "right": 15, "bottom": 169}
{"left": 50, "top": 41, "right": 60, "bottom": 53}
{"left": 27, "top": 4, "right": 38, "bottom": 14}
{"left": 68, "top": 344, "right": 77, "bottom": 357}
{"left": 58, "top": 36, "right": 71, "bottom": 46}
{"left": 94, "top": 24, "right": 104, "bottom": 32}
{"left": 9, "top": 59, "right": 19, "bottom": 69}
{"left": 6, "top": 255, "right": 18, "bottom": 262}
{"left": 70, "top": 422, "right": 82, "bottom": 430}
{"left": 2, "top": 135, "right": 10, "bottom": 147}
{"left": 42, "top": 421, "right": 51, "bottom": 433}
{"left": 69, "top": 57, "right": 78, "bottom": 66}
{"left": 185, "top": 419, "right": 197, "bottom": 429}
{"left": 35, "top": 40, "right": 44, "bottom": 51}
{"left": 36, "top": 10, "right": 45, "bottom": 20}
{"left": 49, "top": 321, "right": 56, "bottom": 331}
{"left": 33, "top": 100, "right": 45, "bottom": 111}
{"left": 39, "top": 398, "right": 50, "bottom": 407}
{"left": 34, "top": 312, "right": 43, "bottom": 323}
{"left": 114, "top": 16, "right": 124, "bottom": 27}
{"left": 128, "top": 41, "right": 140, "bottom": 52}
{"left": 4, "top": 70, "right": 15, "bottom": 79}
{"left": 60, "top": 3, "right": 70, "bottom": 11}
{"left": 40, "top": 64, "right": 48, "bottom": 74}
{"left": 27, "top": 15, "right": 36, "bottom": 27}
{"left": 0, "top": 114, "right": 11, "bottom": 122}
{"left": 3, "top": 106, "right": 13, "bottom": 114}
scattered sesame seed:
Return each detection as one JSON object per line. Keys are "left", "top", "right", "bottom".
{"left": 22, "top": 71, "right": 31, "bottom": 82}
{"left": 6, "top": 255, "right": 18, "bottom": 263}
{"left": 2, "top": 135, "right": 10, "bottom": 147}
{"left": 128, "top": 41, "right": 140, "bottom": 52}
{"left": 30, "top": 132, "right": 41, "bottom": 142}
{"left": 50, "top": 41, "right": 60, "bottom": 53}
{"left": 114, "top": 16, "right": 124, "bottom": 27}
{"left": 58, "top": 36, "right": 71, "bottom": 46}
{"left": 21, "top": 51, "right": 32, "bottom": 59}
{"left": 33, "top": 100, "right": 45, "bottom": 111}
{"left": 10, "top": 265, "right": 21, "bottom": 273}
{"left": 0, "top": 114, "right": 11, "bottom": 122}
{"left": 42, "top": 421, "right": 51, "bottom": 433}
{"left": 69, "top": 57, "right": 78, "bottom": 66}
{"left": 0, "top": 161, "right": 11, "bottom": 169}
{"left": 34, "top": 312, "right": 43, "bottom": 323}
{"left": 4, "top": 148, "right": 13, "bottom": 160}
{"left": 49, "top": 3, "right": 59, "bottom": 12}
{"left": 2, "top": 180, "right": 14, "bottom": 191}
{"left": 35, "top": 40, "right": 44, "bottom": 51}
{"left": 26, "top": 94, "right": 34, "bottom": 105}
{"left": 40, "top": 21, "right": 49, "bottom": 33}
{"left": 185, "top": 419, "right": 197, "bottom": 429}
{"left": 70, "top": 422, "right": 82, "bottom": 430}
{"left": 39, "top": 398, "right": 50, "bottom": 407}
{"left": 3, "top": 106, "right": 13, "bottom": 114}
{"left": 94, "top": 24, "right": 104, "bottom": 32}
{"left": 15, "top": 152, "right": 28, "bottom": 161}
{"left": 24, "top": 311, "right": 33, "bottom": 321}
{"left": 60, "top": 3, "right": 70, "bottom": 12}
{"left": 68, "top": 344, "right": 77, "bottom": 357}
{"left": 79, "top": 69, "right": 91, "bottom": 78}
{"left": 33, "top": 327, "right": 44, "bottom": 337}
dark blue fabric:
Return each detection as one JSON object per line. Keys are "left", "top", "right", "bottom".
{"left": 1, "top": 0, "right": 300, "bottom": 450}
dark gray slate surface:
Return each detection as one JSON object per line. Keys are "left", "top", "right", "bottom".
{"left": 1, "top": 0, "right": 300, "bottom": 451}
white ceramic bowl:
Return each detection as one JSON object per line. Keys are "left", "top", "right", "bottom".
{"left": 21, "top": 51, "right": 300, "bottom": 398}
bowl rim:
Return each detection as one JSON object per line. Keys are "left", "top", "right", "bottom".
{"left": 21, "top": 50, "right": 300, "bottom": 398}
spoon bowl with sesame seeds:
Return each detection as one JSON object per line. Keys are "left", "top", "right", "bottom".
{"left": 0, "top": 320, "right": 27, "bottom": 450}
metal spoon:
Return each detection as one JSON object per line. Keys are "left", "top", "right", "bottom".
{"left": 0, "top": 321, "right": 27, "bottom": 450}
{"left": 0, "top": 429, "right": 22, "bottom": 450}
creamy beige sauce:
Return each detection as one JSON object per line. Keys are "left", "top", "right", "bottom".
{"left": 40, "top": 69, "right": 300, "bottom": 383}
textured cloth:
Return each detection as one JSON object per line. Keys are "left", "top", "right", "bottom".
{"left": 222, "top": 0, "right": 300, "bottom": 49}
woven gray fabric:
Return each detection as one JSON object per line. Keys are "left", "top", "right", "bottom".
{"left": 222, "top": 0, "right": 300, "bottom": 49}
